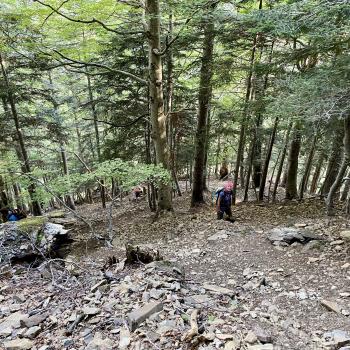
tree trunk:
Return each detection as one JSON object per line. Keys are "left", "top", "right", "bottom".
{"left": 340, "top": 172, "right": 350, "bottom": 201}
{"left": 321, "top": 129, "right": 343, "bottom": 196}
{"left": 191, "top": 3, "right": 216, "bottom": 206}
{"left": 60, "top": 147, "right": 76, "bottom": 210}
{"left": 299, "top": 133, "right": 318, "bottom": 199}
{"left": 326, "top": 114, "right": 350, "bottom": 214}
{"left": 0, "top": 176, "right": 9, "bottom": 208}
{"left": 232, "top": 35, "right": 258, "bottom": 204}
{"left": 309, "top": 152, "right": 324, "bottom": 194}
{"left": 244, "top": 136, "right": 256, "bottom": 201}
{"left": 0, "top": 53, "right": 42, "bottom": 216}
{"left": 214, "top": 134, "right": 221, "bottom": 177}
{"left": 146, "top": 0, "right": 172, "bottom": 211}
{"left": 252, "top": 115, "right": 262, "bottom": 188}
{"left": 165, "top": 13, "right": 181, "bottom": 198}
{"left": 285, "top": 125, "right": 301, "bottom": 200}
{"left": 259, "top": 117, "right": 279, "bottom": 201}
{"left": 86, "top": 71, "right": 106, "bottom": 208}
{"left": 271, "top": 129, "right": 292, "bottom": 201}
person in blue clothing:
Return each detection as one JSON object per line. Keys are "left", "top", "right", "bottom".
{"left": 7, "top": 210, "right": 19, "bottom": 221}
{"left": 216, "top": 181, "right": 235, "bottom": 222}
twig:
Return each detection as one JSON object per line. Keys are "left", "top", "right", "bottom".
{"left": 181, "top": 309, "right": 199, "bottom": 342}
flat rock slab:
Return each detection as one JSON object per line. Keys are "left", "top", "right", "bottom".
{"left": 268, "top": 227, "right": 325, "bottom": 245}
{"left": 127, "top": 302, "right": 163, "bottom": 331}
{"left": 21, "top": 312, "right": 48, "bottom": 328}
{"left": 3, "top": 338, "right": 34, "bottom": 350}
{"left": 0, "top": 312, "right": 28, "bottom": 333}
{"left": 320, "top": 299, "right": 342, "bottom": 314}
{"left": 207, "top": 231, "right": 230, "bottom": 241}
{"left": 324, "top": 330, "right": 350, "bottom": 348}
{"left": 202, "top": 284, "right": 235, "bottom": 296}
{"left": 247, "top": 345, "right": 274, "bottom": 350}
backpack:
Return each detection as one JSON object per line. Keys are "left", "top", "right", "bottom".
{"left": 214, "top": 187, "right": 224, "bottom": 204}
{"left": 215, "top": 187, "right": 233, "bottom": 206}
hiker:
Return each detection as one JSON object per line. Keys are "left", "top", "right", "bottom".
{"left": 132, "top": 186, "right": 143, "bottom": 201}
{"left": 0, "top": 208, "right": 27, "bottom": 222}
{"left": 216, "top": 181, "right": 235, "bottom": 222}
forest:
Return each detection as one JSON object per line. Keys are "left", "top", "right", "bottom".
{"left": 0, "top": 0, "right": 350, "bottom": 350}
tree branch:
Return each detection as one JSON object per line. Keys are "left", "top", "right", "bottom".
{"left": 34, "top": 0, "right": 144, "bottom": 35}
{"left": 51, "top": 50, "right": 148, "bottom": 85}
{"left": 82, "top": 114, "right": 147, "bottom": 128}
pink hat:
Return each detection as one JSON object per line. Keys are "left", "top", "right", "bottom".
{"left": 224, "top": 181, "right": 234, "bottom": 191}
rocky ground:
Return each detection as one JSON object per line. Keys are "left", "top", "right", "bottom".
{"left": 0, "top": 186, "right": 350, "bottom": 350}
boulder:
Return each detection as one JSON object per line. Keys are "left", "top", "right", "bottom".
{"left": 268, "top": 227, "right": 324, "bottom": 245}
{"left": 0, "top": 220, "right": 69, "bottom": 263}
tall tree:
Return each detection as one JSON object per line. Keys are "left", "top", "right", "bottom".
{"left": 191, "top": 3, "right": 216, "bottom": 206}
{"left": 146, "top": 0, "right": 172, "bottom": 211}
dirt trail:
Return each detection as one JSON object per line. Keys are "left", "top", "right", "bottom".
{"left": 1, "top": 184, "right": 349, "bottom": 350}
{"left": 69, "top": 184, "right": 350, "bottom": 349}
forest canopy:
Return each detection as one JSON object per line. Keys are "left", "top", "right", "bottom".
{"left": 0, "top": 0, "right": 349, "bottom": 215}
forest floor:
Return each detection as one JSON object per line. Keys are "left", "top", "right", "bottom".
{"left": 1, "top": 182, "right": 350, "bottom": 350}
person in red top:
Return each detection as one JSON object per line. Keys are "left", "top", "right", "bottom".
{"left": 216, "top": 181, "right": 235, "bottom": 222}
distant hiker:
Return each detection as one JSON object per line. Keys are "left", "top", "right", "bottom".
{"left": 132, "top": 186, "right": 143, "bottom": 200}
{"left": 0, "top": 208, "right": 27, "bottom": 222}
{"left": 219, "top": 164, "right": 229, "bottom": 180}
{"left": 216, "top": 181, "right": 235, "bottom": 222}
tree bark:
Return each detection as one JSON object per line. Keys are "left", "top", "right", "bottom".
{"left": 309, "top": 152, "right": 324, "bottom": 194}
{"left": 285, "top": 125, "right": 302, "bottom": 200}
{"left": 258, "top": 117, "right": 279, "bottom": 201}
{"left": 321, "top": 129, "right": 343, "bottom": 196}
{"left": 60, "top": 147, "right": 76, "bottom": 210}
{"left": 299, "top": 133, "right": 318, "bottom": 199}
{"left": 86, "top": 71, "right": 106, "bottom": 208}
{"left": 232, "top": 35, "right": 258, "bottom": 204}
{"left": 191, "top": 3, "right": 216, "bottom": 206}
{"left": 165, "top": 13, "right": 181, "bottom": 198}
{"left": 0, "top": 53, "right": 42, "bottom": 215}
{"left": 146, "top": 0, "right": 172, "bottom": 211}
{"left": 326, "top": 114, "right": 350, "bottom": 214}
{"left": 340, "top": 172, "right": 350, "bottom": 201}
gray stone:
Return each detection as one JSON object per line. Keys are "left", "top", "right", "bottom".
{"left": 24, "top": 326, "right": 41, "bottom": 339}
{"left": 340, "top": 231, "right": 350, "bottom": 241}
{"left": 208, "top": 231, "right": 228, "bottom": 241}
{"left": 245, "top": 331, "right": 258, "bottom": 344}
{"left": 21, "top": 312, "right": 48, "bottom": 328}
{"left": 184, "top": 294, "right": 211, "bottom": 307}
{"left": 202, "top": 284, "right": 235, "bottom": 296}
{"left": 85, "top": 332, "right": 113, "bottom": 350}
{"left": 268, "top": 227, "right": 324, "bottom": 245}
{"left": 0, "top": 221, "right": 68, "bottom": 263}
{"left": 0, "top": 312, "right": 28, "bottom": 334}
{"left": 82, "top": 307, "right": 101, "bottom": 316}
{"left": 224, "top": 338, "right": 240, "bottom": 350}
{"left": 320, "top": 299, "right": 342, "bottom": 314}
{"left": 63, "top": 338, "right": 74, "bottom": 348}
{"left": 0, "top": 326, "right": 12, "bottom": 337}
{"left": 324, "top": 330, "right": 350, "bottom": 348}
{"left": 3, "top": 338, "right": 34, "bottom": 350}
{"left": 127, "top": 302, "right": 163, "bottom": 331}
{"left": 254, "top": 326, "right": 272, "bottom": 344}
{"left": 247, "top": 345, "right": 274, "bottom": 350}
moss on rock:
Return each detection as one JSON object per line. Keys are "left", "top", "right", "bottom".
{"left": 17, "top": 216, "right": 47, "bottom": 232}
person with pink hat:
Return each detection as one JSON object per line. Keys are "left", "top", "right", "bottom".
{"left": 216, "top": 181, "right": 235, "bottom": 222}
